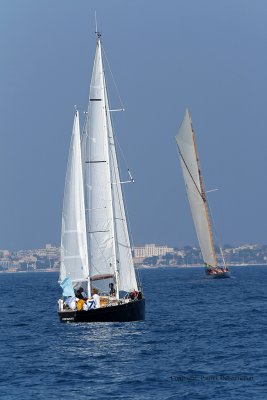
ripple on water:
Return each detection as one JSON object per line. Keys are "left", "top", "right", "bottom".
{"left": 0, "top": 268, "right": 266, "bottom": 400}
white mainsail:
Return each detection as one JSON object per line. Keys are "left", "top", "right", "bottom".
{"left": 82, "top": 35, "right": 138, "bottom": 293}
{"left": 60, "top": 110, "right": 90, "bottom": 289}
{"left": 176, "top": 109, "right": 217, "bottom": 268}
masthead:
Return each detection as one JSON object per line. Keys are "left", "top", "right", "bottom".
{"left": 94, "top": 11, "right": 101, "bottom": 39}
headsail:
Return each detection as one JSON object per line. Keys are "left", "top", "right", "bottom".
{"left": 60, "top": 110, "right": 90, "bottom": 290}
{"left": 176, "top": 109, "right": 217, "bottom": 268}
{"left": 82, "top": 35, "right": 137, "bottom": 293}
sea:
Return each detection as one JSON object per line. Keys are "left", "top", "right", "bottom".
{"left": 0, "top": 266, "right": 266, "bottom": 400}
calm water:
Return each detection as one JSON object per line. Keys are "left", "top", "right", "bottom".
{"left": 0, "top": 266, "right": 266, "bottom": 400}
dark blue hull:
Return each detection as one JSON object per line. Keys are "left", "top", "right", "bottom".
{"left": 211, "top": 272, "right": 230, "bottom": 279}
{"left": 205, "top": 270, "right": 230, "bottom": 279}
{"left": 58, "top": 298, "right": 145, "bottom": 323}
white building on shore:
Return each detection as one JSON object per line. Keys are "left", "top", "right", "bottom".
{"left": 133, "top": 244, "right": 174, "bottom": 259}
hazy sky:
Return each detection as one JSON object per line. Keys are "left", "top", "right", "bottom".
{"left": 1, "top": 0, "right": 267, "bottom": 250}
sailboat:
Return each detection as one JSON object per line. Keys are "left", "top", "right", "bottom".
{"left": 58, "top": 32, "right": 145, "bottom": 322}
{"left": 175, "top": 109, "right": 230, "bottom": 278}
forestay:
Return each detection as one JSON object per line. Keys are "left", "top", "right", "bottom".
{"left": 176, "top": 109, "right": 217, "bottom": 267}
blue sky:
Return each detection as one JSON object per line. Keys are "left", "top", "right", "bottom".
{"left": 0, "top": 0, "right": 267, "bottom": 250}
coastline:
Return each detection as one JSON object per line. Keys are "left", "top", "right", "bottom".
{"left": 1, "top": 264, "right": 267, "bottom": 274}
{"left": 0, "top": 269, "right": 59, "bottom": 274}
{"left": 135, "top": 263, "right": 267, "bottom": 269}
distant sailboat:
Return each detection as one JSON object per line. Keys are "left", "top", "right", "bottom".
{"left": 58, "top": 31, "right": 145, "bottom": 322}
{"left": 175, "top": 109, "right": 230, "bottom": 278}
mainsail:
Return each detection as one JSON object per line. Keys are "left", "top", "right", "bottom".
{"left": 176, "top": 109, "right": 217, "bottom": 268}
{"left": 60, "top": 110, "right": 89, "bottom": 289}
{"left": 82, "top": 34, "right": 137, "bottom": 294}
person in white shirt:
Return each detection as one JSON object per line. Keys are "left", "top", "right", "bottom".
{"left": 65, "top": 296, "right": 77, "bottom": 310}
{"left": 92, "top": 289, "right": 100, "bottom": 308}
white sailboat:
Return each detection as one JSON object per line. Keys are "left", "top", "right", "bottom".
{"left": 58, "top": 32, "right": 145, "bottom": 322}
{"left": 175, "top": 109, "right": 230, "bottom": 278}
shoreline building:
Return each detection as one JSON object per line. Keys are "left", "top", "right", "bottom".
{"left": 133, "top": 244, "right": 174, "bottom": 264}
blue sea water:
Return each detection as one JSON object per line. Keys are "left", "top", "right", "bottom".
{"left": 0, "top": 266, "right": 266, "bottom": 400}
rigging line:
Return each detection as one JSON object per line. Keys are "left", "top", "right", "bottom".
{"left": 113, "top": 131, "right": 134, "bottom": 177}
{"left": 102, "top": 45, "right": 124, "bottom": 110}
{"left": 109, "top": 132, "right": 140, "bottom": 286}
{"left": 109, "top": 133, "right": 129, "bottom": 242}
{"left": 177, "top": 144, "right": 204, "bottom": 201}
{"left": 108, "top": 115, "right": 140, "bottom": 287}
{"left": 105, "top": 105, "right": 134, "bottom": 177}
{"left": 108, "top": 117, "right": 131, "bottom": 233}
{"left": 107, "top": 110, "right": 133, "bottom": 241}
{"left": 108, "top": 104, "right": 135, "bottom": 180}
{"left": 101, "top": 65, "right": 134, "bottom": 181}
{"left": 110, "top": 153, "right": 132, "bottom": 249}
{"left": 104, "top": 87, "right": 135, "bottom": 251}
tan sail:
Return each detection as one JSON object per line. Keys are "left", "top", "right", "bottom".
{"left": 176, "top": 109, "right": 217, "bottom": 267}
